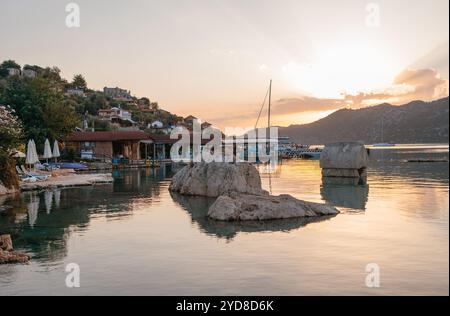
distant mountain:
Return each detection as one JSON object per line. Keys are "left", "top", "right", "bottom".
{"left": 279, "top": 97, "right": 449, "bottom": 145}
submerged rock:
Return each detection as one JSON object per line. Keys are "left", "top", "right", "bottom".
{"left": 0, "top": 234, "right": 30, "bottom": 264}
{"left": 169, "top": 162, "right": 267, "bottom": 197}
{"left": 208, "top": 193, "right": 339, "bottom": 221}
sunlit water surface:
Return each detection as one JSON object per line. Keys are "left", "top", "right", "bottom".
{"left": 0, "top": 144, "right": 448, "bottom": 295}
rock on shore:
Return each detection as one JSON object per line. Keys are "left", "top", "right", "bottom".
{"left": 0, "top": 234, "right": 30, "bottom": 264}
{"left": 169, "top": 162, "right": 267, "bottom": 197}
{"left": 208, "top": 193, "right": 339, "bottom": 221}
{"left": 0, "top": 181, "right": 19, "bottom": 196}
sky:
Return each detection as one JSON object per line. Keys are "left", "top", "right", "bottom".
{"left": 0, "top": 0, "right": 449, "bottom": 130}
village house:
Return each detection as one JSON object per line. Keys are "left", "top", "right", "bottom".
{"left": 65, "top": 88, "right": 86, "bottom": 97}
{"left": 147, "top": 120, "right": 174, "bottom": 135}
{"left": 7, "top": 67, "right": 37, "bottom": 78}
{"left": 22, "top": 68, "right": 37, "bottom": 78}
{"left": 184, "top": 115, "right": 197, "bottom": 127}
{"left": 7, "top": 68, "right": 21, "bottom": 76}
{"left": 103, "top": 87, "right": 132, "bottom": 100}
{"left": 98, "top": 107, "right": 134, "bottom": 124}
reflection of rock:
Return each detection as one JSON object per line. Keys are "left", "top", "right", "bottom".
{"left": 321, "top": 182, "right": 369, "bottom": 210}
{"left": 0, "top": 234, "right": 30, "bottom": 264}
{"left": 208, "top": 193, "right": 339, "bottom": 221}
{"left": 322, "top": 176, "right": 366, "bottom": 186}
{"left": 170, "top": 162, "right": 267, "bottom": 197}
{"left": 171, "top": 192, "right": 337, "bottom": 239}
{"left": 322, "top": 168, "right": 367, "bottom": 179}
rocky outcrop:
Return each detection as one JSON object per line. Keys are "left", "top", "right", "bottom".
{"left": 169, "top": 162, "right": 267, "bottom": 197}
{"left": 0, "top": 181, "right": 19, "bottom": 196}
{"left": 0, "top": 234, "right": 30, "bottom": 264}
{"left": 170, "top": 162, "right": 340, "bottom": 222}
{"left": 171, "top": 192, "right": 338, "bottom": 239}
{"left": 208, "top": 193, "right": 339, "bottom": 221}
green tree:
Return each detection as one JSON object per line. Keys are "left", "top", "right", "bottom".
{"left": 72, "top": 74, "right": 87, "bottom": 91}
{"left": 0, "top": 75, "right": 79, "bottom": 152}
{"left": 0, "top": 105, "right": 23, "bottom": 189}
{"left": 150, "top": 102, "right": 159, "bottom": 110}
{"left": 0, "top": 60, "right": 21, "bottom": 78}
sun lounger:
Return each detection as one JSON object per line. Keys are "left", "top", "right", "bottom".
{"left": 20, "top": 165, "right": 51, "bottom": 181}
{"left": 16, "top": 166, "right": 38, "bottom": 182}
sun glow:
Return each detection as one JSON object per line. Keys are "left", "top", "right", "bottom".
{"left": 282, "top": 42, "right": 402, "bottom": 99}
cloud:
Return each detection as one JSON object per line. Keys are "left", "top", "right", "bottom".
{"left": 275, "top": 68, "right": 449, "bottom": 115}
{"left": 272, "top": 97, "right": 347, "bottom": 114}
{"left": 393, "top": 68, "right": 448, "bottom": 100}
{"left": 259, "top": 64, "right": 269, "bottom": 71}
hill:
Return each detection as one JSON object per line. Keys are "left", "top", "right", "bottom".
{"left": 279, "top": 97, "right": 449, "bottom": 145}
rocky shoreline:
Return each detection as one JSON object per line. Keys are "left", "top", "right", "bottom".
{"left": 0, "top": 235, "right": 30, "bottom": 264}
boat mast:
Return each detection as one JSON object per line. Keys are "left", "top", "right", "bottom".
{"left": 268, "top": 79, "right": 272, "bottom": 129}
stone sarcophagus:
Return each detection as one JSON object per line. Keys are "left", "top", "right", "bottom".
{"left": 320, "top": 142, "right": 369, "bottom": 182}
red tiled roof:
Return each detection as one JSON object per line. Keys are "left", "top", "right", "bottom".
{"left": 68, "top": 130, "right": 224, "bottom": 145}
{"left": 184, "top": 115, "right": 197, "bottom": 121}
{"left": 68, "top": 131, "right": 152, "bottom": 142}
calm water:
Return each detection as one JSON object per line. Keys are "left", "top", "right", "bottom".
{"left": 0, "top": 144, "right": 448, "bottom": 296}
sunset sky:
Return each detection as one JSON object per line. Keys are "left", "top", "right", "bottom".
{"left": 1, "top": 0, "right": 448, "bottom": 129}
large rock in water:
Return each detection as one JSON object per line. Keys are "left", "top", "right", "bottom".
{"left": 208, "top": 193, "right": 339, "bottom": 221}
{"left": 169, "top": 162, "right": 267, "bottom": 197}
{"left": 170, "top": 162, "right": 340, "bottom": 222}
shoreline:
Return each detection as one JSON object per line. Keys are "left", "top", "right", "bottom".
{"left": 19, "top": 173, "right": 114, "bottom": 192}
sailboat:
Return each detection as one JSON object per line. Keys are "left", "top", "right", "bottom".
{"left": 372, "top": 114, "right": 396, "bottom": 147}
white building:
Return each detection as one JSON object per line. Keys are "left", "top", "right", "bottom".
{"left": 7, "top": 68, "right": 21, "bottom": 76}
{"left": 22, "top": 69, "right": 37, "bottom": 78}
{"left": 149, "top": 120, "right": 164, "bottom": 129}
{"left": 66, "top": 89, "right": 86, "bottom": 97}
{"left": 103, "top": 87, "right": 132, "bottom": 99}
{"left": 98, "top": 107, "right": 134, "bottom": 123}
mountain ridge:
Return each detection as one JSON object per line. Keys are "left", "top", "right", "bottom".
{"left": 278, "top": 97, "right": 449, "bottom": 145}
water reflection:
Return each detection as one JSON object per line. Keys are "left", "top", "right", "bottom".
{"left": 0, "top": 166, "right": 172, "bottom": 263}
{"left": 320, "top": 182, "right": 369, "bottom": 211}
{"left": 171, "top": 192, "right": 337, "bottom": 240}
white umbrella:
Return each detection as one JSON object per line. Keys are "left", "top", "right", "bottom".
{"left": 53, "top": 140, "right": 60, "bottom": 163}
{"left": 31, "top": 140, "right": 40, "bottom": 166}
{"left": 43, "top": 139, "right": 53, "bottom": 163}
{"left": 26, "top": 140, "right": 38, "bottom": 166}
